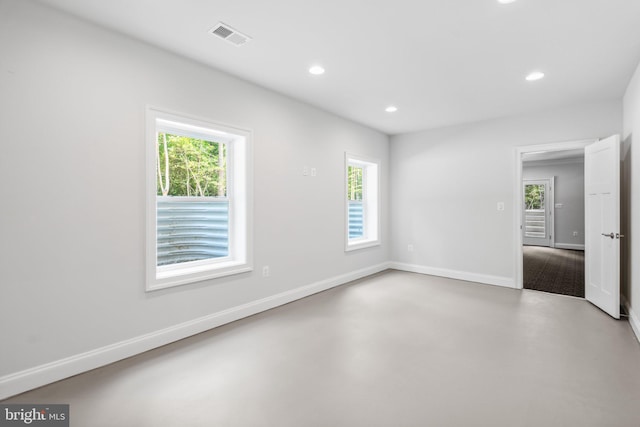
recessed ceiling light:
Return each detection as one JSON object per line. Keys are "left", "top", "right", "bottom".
{"left": 525, "top": 71, "right": 545, "bottom": 81}
{"left": 497, "top": 0, "right": 517, "bottom": 4}
{"left": 385, "top": 105, "right": 398, "bottom": 113}
{"left": 309, "top": 65, "right": 325, "bottom": 75}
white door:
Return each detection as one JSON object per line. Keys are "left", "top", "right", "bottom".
{"left": 523, "top": 179, "right": 552, "bottom": 247}
{"left": 585, "top": 135, "right": 621, "bottom": 319}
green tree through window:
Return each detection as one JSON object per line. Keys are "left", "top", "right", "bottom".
{"left": 525, "top": 184, "right": 545, "bottom": 210}
{"left": 347, "top": 165, "right": 363, "bottom": 201}
{"left": 156, "top": 133, "right": 226, "bottom": 197}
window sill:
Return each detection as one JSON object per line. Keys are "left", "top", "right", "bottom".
{"left": 147, "top": 261, "right": 252, "bottom": 291}
{"left": 345, "top": 239, "right": 381, "bottom": 252}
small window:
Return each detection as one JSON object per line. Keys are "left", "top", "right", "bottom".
{"left": 146, "top": 107, "right": 252, "bottom": 291}
{"left": 345, "top": 153, "right": 380, "bottom": 251}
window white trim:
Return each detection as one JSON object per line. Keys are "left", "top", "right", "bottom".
{"left": 146, "top": 106, "right": 253, "bottom": 291}
{"left": 345, "top": 153, "right": 380, "bottom": 251}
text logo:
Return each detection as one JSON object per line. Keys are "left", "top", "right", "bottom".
{"left": 0, "top": 405, "right": 69, "bottom": 426}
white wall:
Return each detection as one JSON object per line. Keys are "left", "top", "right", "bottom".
{"left": 390, "top": 101, "right": 622, "bottom": 286}
{"left": 623, "top": 59, "right": 640, "bottom": 338}
{"left": 523, "top": 159, "right": 585, "bottom": 249}
{"left": 0, "top": 1, "right": 389, "bottom": 396}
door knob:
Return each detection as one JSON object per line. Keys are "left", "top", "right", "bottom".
{"left": 601, "top": 233, "right": 615, "bottom": 239}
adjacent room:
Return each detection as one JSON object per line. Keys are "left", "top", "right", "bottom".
{"left": 522, "top": 149, "right": 586, "bottom": 297}
{"left": 2, "top": 0, "right": 640, "bottom": 425}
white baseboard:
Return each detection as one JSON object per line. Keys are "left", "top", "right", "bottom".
{"left": 622, "top": 295, "right": 640, "bottom": 343}
{"left": 554, "top": 243, "right": 585, "bottom": 251}
{"left": 0, "top": 262, "right": 390, "bottom": 400}
{"left": 390, "top": 262, "right": 515, "bottom": 289}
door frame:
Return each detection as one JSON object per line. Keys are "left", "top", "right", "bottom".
{"left": 514, "top": 139, "right": 595, "bottom": 290}
{"left": 523, "top": 177, "right": 555, "bottom": 248}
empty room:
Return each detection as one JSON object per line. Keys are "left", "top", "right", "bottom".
{"left": 2, "top": 0, "right": 640, "bottom": 426}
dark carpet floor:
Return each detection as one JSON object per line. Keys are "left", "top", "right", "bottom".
{"left": 523, "top": 246, "right": 585, "bottom": 298}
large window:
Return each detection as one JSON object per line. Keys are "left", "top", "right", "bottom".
{"left": 146, "top": 107, "right": 252, "bottom": 291}
{"left": 345, "top": 153, "right": 380, "bottom": 251}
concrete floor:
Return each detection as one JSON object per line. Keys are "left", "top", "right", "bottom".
{"left": 4, "top": 270, "right": 640, "bottom": 426}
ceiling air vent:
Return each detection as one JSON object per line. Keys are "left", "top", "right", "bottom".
{"left": 209, "top": 23, "right": 251, "bottom": 47}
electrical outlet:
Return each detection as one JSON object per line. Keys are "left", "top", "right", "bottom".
{"left": 303, "top": 166, "right": 309, "bottom": 176}
{"left": 573, "top": 231, "right": 579, "bottom": 237}
{"left": 262, "top": 266, "right": 270, "bottom": 277}
{"left": 497, "top": 202, "right": 505, "bottom": 211}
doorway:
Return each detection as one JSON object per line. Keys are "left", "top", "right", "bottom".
{"left": 514, "top": 139, "right": 594, "bottom": 294}
{"left": 522, "top": 161, "right": 582, "bottom": 297}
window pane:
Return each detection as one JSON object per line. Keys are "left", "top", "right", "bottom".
{"left": 156, "top": 198, "right": 229, "bottom": 266}
{"left": 347, "top": 165, "right": 363, "bottom": 201}
{"left": 348, "top": 200, "right": 364, "bottom": 238}
{"left": 347, "top": 164, "right": 364, "bottom": 239}
{"left": 156, "top": 133, "right": 226, "bottom": 197}
{"left": 156, "top": 132, "right": 229, "bottom": 266}
{"left": 524, "top": 184, "right": 546, "bottom": 238}
{"left": 524, "top": 184, "right": 545, "bottom": 210}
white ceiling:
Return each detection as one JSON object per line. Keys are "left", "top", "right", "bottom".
{"left": 36, "top": 0, "right": 640, "bottom": 135}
